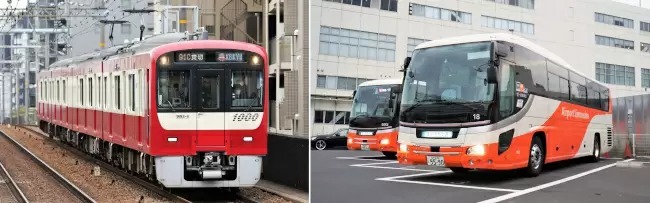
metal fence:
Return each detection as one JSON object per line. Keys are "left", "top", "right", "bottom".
{"left": 609, "top": 134, "right": 650, "bottom": 158}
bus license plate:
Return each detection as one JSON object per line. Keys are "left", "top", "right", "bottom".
{"left": 361, "top": 144, "right": 370, "bottom": 151}
{"left": 427, "top": 156, "right": 445, "bottom": 166}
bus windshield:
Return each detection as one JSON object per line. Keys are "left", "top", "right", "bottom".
{"left": 400, "top": 42, "right": 495, "bottom": 124}
{"left": 351, "top": 84, "right": 398, "bottom": 118}
{"left": 350, "top": 84, "right": 400, "bottom": 128}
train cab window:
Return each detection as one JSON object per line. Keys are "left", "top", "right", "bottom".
{"left": 231, "top": 70, "right": 263, "bottom": 107}
{"left": 158, "top": 70, "right": 190, "bottom": 109}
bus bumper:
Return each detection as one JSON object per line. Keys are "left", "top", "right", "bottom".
{"left": 347, "top": 130, "right": 398, "bottom": 152}
{"left": 397, "top": 144, "right": 527, "bottom": 170}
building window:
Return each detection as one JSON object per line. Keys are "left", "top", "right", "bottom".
{"left": 121, "top": 24, "right": 131, "bottom": 34}
{"left": 595, "top": 35, "right": 634, "bottom": 50}
{"left": 481, "top": 16, "right": 534, "bottom": 34}
{"left": 642, "top": 68, "right": 650, "bottom": 88}
{"left": 319, "top": 26, "right": 396, "bottom": 62}
{"left": 407, "top": 38, "right": 428, "bottom": 57}
{"left": 317, "top": 75, "right": 327, "bottom": 88}
{"left": 485, "top": 0, "right": 534, "bottom": 9}
{"left": 641, "top": 42, "right": 650, "bottom": 53}
{"left": 595, "top": 13, "right": 633, "bottom": 28}
{"left": 324, "top": 0, "right": 397, "bottom": 12}
{"left": 642, "top": 21, "right": 650, "bottom": 32}
{"left": 316, "top": 75, "right": 369, "bottom": 90}
{"left": 410, "top": 4, "right": 472, "bottom": 24}
{"left": 313, "top": 110, "right": 352, "bottom": 124}
{"left": 596, "top": 62, "right": 635, "bottom": 86}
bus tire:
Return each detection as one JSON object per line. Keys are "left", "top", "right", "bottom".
{"left": 589, "top": 136, "right": 601, "bottom": 163}
{"left": 450, "top": 167, "right": 469, "bottom": 174}
{"left": 525, "top": 136, "right": 544, "bottom": 177}
{"left": 382, "top": 151, "right": 397, "bottom": 158}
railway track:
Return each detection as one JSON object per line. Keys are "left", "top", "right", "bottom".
{"left": 16, "top": 125, "right": 260, "bottom": 203}
{"left": 0, "top": 128, "right": 95, "bottom": 203}
{"left": 0, "top": 160, "right": 28, "bottom": 203}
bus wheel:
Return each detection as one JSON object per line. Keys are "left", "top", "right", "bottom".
{"left": 450, "top": 167, "right": 469, "bottom": 174}
{"left": 589, "top": 136, "right": 601, "bottom": 163}
{"left": 381, "top": 151, "right": 397, "bottom": 158}
{"left": 525, "top": 136, "right": 544, "bottom": 177}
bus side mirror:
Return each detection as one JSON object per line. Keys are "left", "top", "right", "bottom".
{"left": 487, "top": 66, "right": 498, "bottom": 84}
{"left": 352, "top": 90, "right": 357, "bottom": 97}
{"left": 403, "top": 57, "right": 411, "bottom": 69}
{"left": 388, "top": 99, "right": 394, "bottom": 107}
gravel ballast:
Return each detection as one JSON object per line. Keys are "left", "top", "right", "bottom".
{"left": 1, "top": 126, "right": 169, "bottom": 202}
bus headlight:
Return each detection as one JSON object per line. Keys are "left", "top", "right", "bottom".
{"left": 347, "top": 138, "right": 352, "bottom": 144}
{"left": 380, "top": 139, "right": 389, "bottom": 145}
{"left": 399, "top": 143, "right": 408, "bottom": 152}
{"left": 467, "top": 145, "right": 486, "bottom": 156}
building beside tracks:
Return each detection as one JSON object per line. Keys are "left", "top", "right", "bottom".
{"left": 309, "top": 0, "right": 650, "bottom": 144}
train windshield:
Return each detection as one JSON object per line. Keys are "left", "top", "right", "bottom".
{"left": 231, "top": 70, "right": 263, "bottom": 108}
{"left": 158, "top": 70, "right": 192, "bottom": 109}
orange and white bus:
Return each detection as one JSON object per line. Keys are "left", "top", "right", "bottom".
{"left": 396, "top": 33, "right": 612, "bottom": 176}
{"left": 348, "top": 79, "right": 402, "bottom": 157}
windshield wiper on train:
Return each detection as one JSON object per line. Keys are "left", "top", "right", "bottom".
{"left": 167, "top": 100, "right": 176, "bottom": 112}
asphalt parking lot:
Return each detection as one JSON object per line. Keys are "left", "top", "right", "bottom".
{"left": 311, "top": 149, "right": 650, "bottom": 203}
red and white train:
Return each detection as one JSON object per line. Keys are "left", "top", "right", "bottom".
{"left": 36, "top": 33, "right": 268, "bottom": 188}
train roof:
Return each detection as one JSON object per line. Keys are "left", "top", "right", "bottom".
{"left": 414, "top": 33, "right": 608, "bottom": 88}
{"left": 48, "top": 33, "right": 190, "bottom": 68}
{"left": 359, "top": 78, "right": 403, "bottom": 87}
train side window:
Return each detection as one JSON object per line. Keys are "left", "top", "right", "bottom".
{"left": 104, "top": 76, "right": 108, "bottom": 109}
{"left": 89, "top": 77, "right": 93, "bottom": 107}
{"left": 80, "top": 78, "right": 84, "bottom": 106}
{"left": 129, "top": 73, "right": 135, "bottom": 112}
{"left": 138, "top": 70, "right": 142, "bottom": 113}
{"left": 63, "top": 80, "right": 66, "bottom": 103}
{"left": 115, "top": 75, "right": 121, "bottom": 110}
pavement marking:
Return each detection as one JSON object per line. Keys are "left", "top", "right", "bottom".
{"left": 376, "top": 171, "right": 520, "bottom": 193}
{"left": 335, "top": 156, "right": 395, "bottom": 162}
{"left": 477, "top": 159, "right": 635, "bottom": 203}
{"left": 601, "top": 157, "right": 623, "bottom": 160}
{"left": 350, "top": 161, "right": 447, "bottom": 172}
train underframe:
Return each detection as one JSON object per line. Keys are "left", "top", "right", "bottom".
{"left": 39, "top": 120, "right": 261, "bottom": 188}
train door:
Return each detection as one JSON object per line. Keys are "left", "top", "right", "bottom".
{"left": 194, "top": 69, "right": 226, "bottom": 147}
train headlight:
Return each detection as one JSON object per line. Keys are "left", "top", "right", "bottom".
{"left": 160, "top": 55, "right": 170, "bottom": 66}
{"left": 399, "top": 143, "right": 408, "bottom": 152}
{"left": 251, "top": 55, "right": 260, "bottom": 65}
{"left": 380, "top": 139, "right": 390, "bottom": 145}
{"left": 467, "top": 145, "right": 486, "bottom": 156}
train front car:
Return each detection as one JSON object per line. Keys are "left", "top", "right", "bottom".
{"left": 149, "top": 40, "right": 268, "bottom": 188}
{"left": 347, "top": 79, "right": 402, "bottom": 157}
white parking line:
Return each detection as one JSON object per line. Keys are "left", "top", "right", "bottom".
{"left": 350, "top": 161, "right": 449, "bottom": 172}
{"left": 477, "top": 159, "right": 635, "bottom": 203}
{"left": 335, "top": 156, "right": 395, "bottom": 162}
{"left": 376, "top": 171, "right": 520, "bottom": 193}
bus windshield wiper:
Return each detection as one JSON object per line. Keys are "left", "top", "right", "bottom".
{"left": 401, "top": 98, "right": 438, "bottom": 115}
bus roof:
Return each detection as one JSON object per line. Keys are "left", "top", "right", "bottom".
{"left": 359, "top": 78, "right": 403, "bottom": 87}
{"left": 415, "top": 33, "right": 607, "bottom": 88}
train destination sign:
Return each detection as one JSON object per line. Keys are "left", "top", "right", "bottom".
{"left": 176, "top": 52, "right": 205, "bottom": 62}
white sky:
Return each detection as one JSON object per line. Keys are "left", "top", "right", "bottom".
{"left": 612, "top": 0, "right": 650, "bottom": 8}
